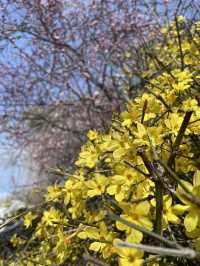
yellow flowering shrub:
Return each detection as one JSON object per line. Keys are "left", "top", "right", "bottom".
{"left": 1, "top": 17, "right": 200, "bottom": 266}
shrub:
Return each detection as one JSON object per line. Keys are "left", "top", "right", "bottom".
{"left": 1, "top": 17, "right": 200, "bottom": 266}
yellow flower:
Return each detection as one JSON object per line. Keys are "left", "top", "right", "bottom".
{"left": 114, "top": 239, "right": 144, "bottom": 266}
{"left": 121, "top": 104, "right": 139, "bottom": 128}
{"left": 177, "top": 16, "right": 186, "bottom": 23}
{"left": 176, "top": 171, "right": 200, "bottom": 232}
{"left": 99, "top": 132, "right": 130, "bottom": 161}
{"left": 172, "top": 70, "right": 193, "bottom": 92}
{"left": 78, "top": 222, "right": 115, "bottom": 258}
{"left": 164, "top": 113, "right": 185, "bottom": 136}
{"left": 133, "top": 122, "right": 149, "bottom": 146}
{"left": 75, "top": 143, "right": 98, "bottom": 168}
{"left": 23, "top": 211, "right": 37, "bottom": 229}
{"left": 107, "top": 171, "right": 138, "bottom": 202}
{"left": 151, "top": 195, "right": 180, "bottom": 228}
{"left": 107, "top": 181, "right": 128, "bottom": 202}
{"left": 116, "top": 201, "right": 152, "bottom": 243}
{"left": 42, "top": 207, "right": 67, "bottom": 227}
{"left": 62, "top": 179, "right": 74, "bottom": 205}
{"left": 45, "top": 185, "right": 62, "bottom": 202}
{"left": 87, "top": 130, "right": 98, "bottom": 141}
{"left": 86, "top": 174, "right": 107, "bottom": 197}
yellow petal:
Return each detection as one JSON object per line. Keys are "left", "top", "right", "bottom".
{"left": 78, "top": 227, "right": 99, "bottom": 239}
{"left": 126, "top": 229, "right": 143, "bottom": 243}
{"left": 135, "top": 201, "right": 150, "bottom": 216}
{"left": 87, "top": 189, "right": 101, "bottom": 197}
{"left": 184, "top": 211, "right": 199, "bottom": 232}
{"left": 139, "top": 217, "right": 153, "bottom": 231}
{"left": 86, "top": 180, "right": 97, "bottom": 189}
{"left": 136, "top": 123, "right": 147, "bottom": 138}
{"left": 193, "top": 170, "right": 200, "bottom": 187}
{"left": 116, "top": 191, "right": 126, "bottom": 202}
{"left": 176, "top": 181, "right": 193, "bottom": 205}
{"left": 164, "top": 195, "right": 172, "bottom": 209}
{"left": 89, "top": 242, "right": 106, "bottom": 252}
{"left": 172, "top": 204, "right": 190, "bottom": 215}
{"left": 113, "top": 147, "right": 126, "bottom": 160}
{"left": 96, "top": 174, "right": 107, "bottom": 185}
{"left": 167, "top": 211, "right": 180, "bottom": 224}
{"left": 113, "top": 175, "right": 126, "bottom": 184}
{"left": 107, "top": 185, "right": 117, "bottom": 195}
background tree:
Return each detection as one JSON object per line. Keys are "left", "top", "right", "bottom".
{"left": 0, "top": 0, "right": 199, "bottom": 189}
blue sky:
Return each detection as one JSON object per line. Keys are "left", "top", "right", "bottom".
{"left": 0, "top": 130, "right": 33, "bottom": 198}
{"left": 0, "top": 134, "right": 20, "bottom": 197}
{"left": 0, "top": 140, "right": 16, "bottom": 197}
{"left": 0, "top": 134, "right": 32, "bottom": 198}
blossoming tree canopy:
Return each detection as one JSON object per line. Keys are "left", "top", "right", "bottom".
{"left": 2, "top": 17, "right": 200, "bottom": 266}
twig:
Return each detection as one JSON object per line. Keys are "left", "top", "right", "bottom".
{"left": 158, "top": 158, "right": 200, "bottom": 208}
{"left": 124, "top": 160, "right": 150, "bottom": 177}
{"left": 175, "top": 16, "right": 184, "bottom": 70}
{"left": 137, "top": 147, "right": 164, "bottom": 236}
{"left": 108, "top": 211, "right": 181, "bottom": 249}
{"left": 115, "top": 241, "right": 197, "bottom": 259}
{"left": 167, "top": 109, "right": 193, "bottom": 168}
{"left": 147, "top": 110, "right": 169, "bottom": 126}
{"left": 137, "top": 148, "right": 154, "bottom": 177}
{"left": 141, "top": 99, "right": 148, "bottom": 124}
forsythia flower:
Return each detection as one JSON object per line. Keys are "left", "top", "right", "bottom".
{"left": 45, "top": 185, "right": 62, "bottom": 202}
{"left": 42, "top": 207, "right": 67, "bottom": 227}
{"left": 86, "top": 174, "right": 107, "bottom": 197}
{"left": 116, "top": 201, "right": 152, "bottom": 242}
{"left": 62, "top": 179, "right": 74, "bottom": 205}
{"left": 151, "top": 195, "right": 180, "bottom": 228}
{"left": 114, "top": 240, "right": 144, "bottom": 266}
{"left": 87, "top": 129, "right": 98, "bottom": 141}
{"left": 79, "top": 222, "right": 115, "bottom": 258}
{"left": 176, "top": 171, "right": 200, "bottom": 232}
{"left": 23, "top": 211, "right": 37, "bottom": 229}
{"left": 76, "top": 143, "right": 98, "bottom": 168}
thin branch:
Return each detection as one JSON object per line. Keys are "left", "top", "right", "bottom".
{"left": 147, "top": 133, "right": 164, "bottom": 236}
{"left": 175, "top": 17, "right": 185, "bottom": 71}
{"left": 144, "top": 86, "right": 172, "bottom": 112}
{"left": 108, "top": 211, "right": 181, "bottom": 249}
{"left": 124, "top": 160, "right": 151, "bottom": 177}
{"left": 115, "top": 241, "right": 197, "bottom": 259}
{"left": 158, "top": 158, "right": 200, "bottom": 208}
{"left": 141, "top": 99, "right": 148, "bottom": 124}
{"left": 167, "top": 109, "right": 193, "bottom": 168}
